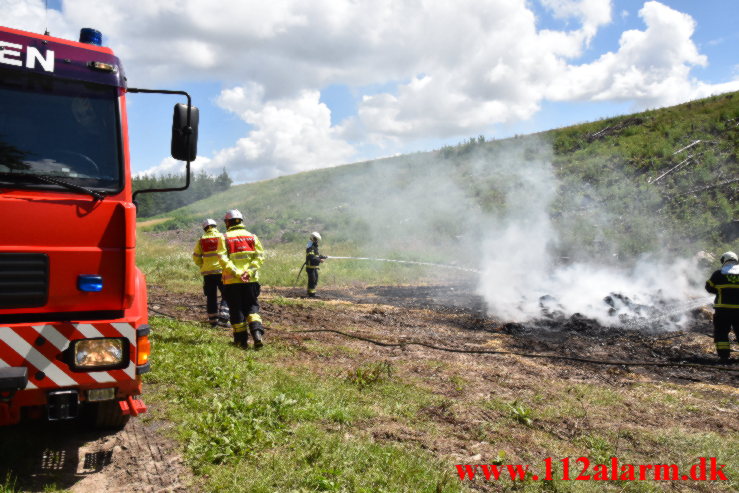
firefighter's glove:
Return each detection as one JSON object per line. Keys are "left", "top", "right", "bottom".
{"left": 240, "top": 271, "right": 251, "bottom": 282}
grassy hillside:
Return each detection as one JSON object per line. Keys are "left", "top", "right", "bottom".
{"left": 125, "top": 93, "right": 739, "bottom": 492}
{"left": 141, "top": 91, "right": 738, "bottom": 274}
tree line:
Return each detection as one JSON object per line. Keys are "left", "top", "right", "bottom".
{"left": 133, "top": 169, "right": 232, "bottom": 217}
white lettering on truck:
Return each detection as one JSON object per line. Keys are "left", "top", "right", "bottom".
{"left": 0, "top": 41, "right": 54, "bottom": 72}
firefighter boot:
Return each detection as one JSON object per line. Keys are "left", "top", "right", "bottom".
{"left": 232, "top": 323, "right": 249, "bottom": 348}
{"left": 249, "top": 321, "right": 264, "bottom": 350}
{"left": 235, "top": 331, "right": 249, "bottom": 348}
{"left": 717, "top": 349, "right": 731, "bottom": 363}
{"left": 716, "top": 341, "right": 731, "bottom": 363}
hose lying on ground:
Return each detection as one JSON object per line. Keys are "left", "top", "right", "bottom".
{"left": 147, "top": 305, "right": 738, "bottom": 374}
{"left": 290, "top": 328, "right": 739, "bottom": 373}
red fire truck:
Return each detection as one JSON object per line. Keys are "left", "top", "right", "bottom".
{"left": 0, "top": 25, "right": 198, "bottom": 427}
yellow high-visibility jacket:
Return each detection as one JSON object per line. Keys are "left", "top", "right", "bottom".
{"left": 192, "top": 227, "right": 225, "bottom": 276}
{"left": 219, "top": 224, "right": 265, "bottom": 284}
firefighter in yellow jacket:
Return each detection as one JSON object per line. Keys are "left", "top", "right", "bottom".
{"left": 218, "top": 209, "right": 266, "bottom": 348}
{"left": 192, "top": 218, "right": 229, "bottom": 326}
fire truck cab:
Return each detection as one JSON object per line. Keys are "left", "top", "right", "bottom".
{"left": 0, "top": 25, "right": 197, "bottom": 427}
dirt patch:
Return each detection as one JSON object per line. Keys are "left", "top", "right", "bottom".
{"left": 0, "top": 416, "right": 194, "bottom": 492}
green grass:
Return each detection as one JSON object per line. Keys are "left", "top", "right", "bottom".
{"left": 144, "top": 316, "right": 460, "bottom": 492}
{"left": 137, "top": 230, "right": 453, "bottom": 289}
{"left": 139, "top": 312, "right": 739, "bottom": 492}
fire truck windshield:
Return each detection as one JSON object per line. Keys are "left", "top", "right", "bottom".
{"left": 0, "top": 69, "right": 122, "bottom": 193}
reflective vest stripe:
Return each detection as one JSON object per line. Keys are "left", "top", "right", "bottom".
{"left": 230, "top": 252, "right": 255, "bottom": 259}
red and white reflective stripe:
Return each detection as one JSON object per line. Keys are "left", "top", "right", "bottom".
{"left": 0, "top": 322, "right": 137, "bottom": 389}
{"left": 1, "top": 330, "right": 77, "bottom": 387}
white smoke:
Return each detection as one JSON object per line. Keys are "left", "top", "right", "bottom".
{"left": 475, "top": 142, "right": 709, "bottom": 330}
{"left": 330, "top": 136, "right": 709, "bottom": 330}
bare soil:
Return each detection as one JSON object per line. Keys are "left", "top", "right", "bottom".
{"left": 0, "top": 415, "right": 192, "bottom": 492}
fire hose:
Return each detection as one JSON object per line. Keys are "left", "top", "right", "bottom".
{"left": 147, "top": 305, "right": 738, "bottom": 373}
{"left": 325, "top": 256, "right": 480, "bottom": 273}
{"left": 289, "top": 328, "right": 739, "bottom": 373}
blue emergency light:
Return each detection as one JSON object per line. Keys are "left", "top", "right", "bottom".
{"left": 79, "top": 28, "right": 102, "bottom": 46}
{"left": 77, "top": 274, "right": 103, "bottom": 292}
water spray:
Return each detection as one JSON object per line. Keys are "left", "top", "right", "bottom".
{"left": 325, "top": 256, "right": 480, "bottom": 274}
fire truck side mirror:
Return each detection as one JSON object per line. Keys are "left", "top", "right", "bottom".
{"left": 171, "top": 103, "right": 199, "bottom": 162}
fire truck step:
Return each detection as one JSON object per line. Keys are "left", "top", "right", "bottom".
{"left": 119, "top": 396, "right": 147, "bottom": 416}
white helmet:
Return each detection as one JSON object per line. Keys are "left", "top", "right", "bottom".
{"left": 720, "top": 251, "right": 738, "bottom": 265}
{"left": 224, "top": 209, "right": 243, "bottom": 222}
{"left": 202, "top": 218, "right": 217, "bottom": 229}
{"left": 310, "top": 231, "right": 322, "bottom": 242}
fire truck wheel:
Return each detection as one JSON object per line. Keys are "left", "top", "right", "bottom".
{"left": 89, "top": 400, "right": 131, "bottom": 429}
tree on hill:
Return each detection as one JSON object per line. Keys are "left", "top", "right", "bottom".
{"left": 133, "top": 169, "right": 232, "bottom": 217}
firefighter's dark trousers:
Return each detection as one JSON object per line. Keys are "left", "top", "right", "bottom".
{"left": 203, "top": 274, "right": 228, "bottom": 325}
{"left": 713, "top": 308, "right": 739, "bottom": 360}
{"left": 224, "top": 282, "right": 263, "bottom": 346}
{"left": 307, "top": 267, "right": 319, "bottom": 296}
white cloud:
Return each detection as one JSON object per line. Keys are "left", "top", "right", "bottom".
{"left": 3, "top": 0, "right": 737, "bottom": 182}
{"left": 208, "top": 84, "right": 355, "bottom": 182}
{"left": 135, "top": 154, "right": 212, "bottom": 179}
{"left": 547, "top": 1, "right": 739, "bottom": 107}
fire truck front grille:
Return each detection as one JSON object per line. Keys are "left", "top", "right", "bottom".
{"left": 0, "top": 253, "right": 48, "bottom": 308}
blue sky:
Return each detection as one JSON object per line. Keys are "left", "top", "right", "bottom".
{"left": 5, "top": 0, "right": 739, "bottom": 183}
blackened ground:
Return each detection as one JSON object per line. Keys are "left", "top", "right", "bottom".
{"left": 174, "top": 283, "right": 738, "bottom": 385}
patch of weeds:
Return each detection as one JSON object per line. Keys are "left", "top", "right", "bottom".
{"left": 576, "top": 433, "right": 615, "bottom": 465}
{"left": 185, "top": 393, "right": 298, "bottom": 467}
{"left": 268, "top": 296, "right": 305, "bottom": 307}
{"left": 346, "top": 360, "right": 394, "bottom": 390}
{"left": 0, "top": 473, "right": 17, "bottom": 493}
{"left": 449, "top": 374, "right": 466, "bottom": 392}
{"left": 507, "top": 400, "right": 534, "bottom": 427}
{"left": 491, "top": 450, "right": 507, "bottom": 466}
{"left": 204, "top": 424, "right": 463, "bottom": 492}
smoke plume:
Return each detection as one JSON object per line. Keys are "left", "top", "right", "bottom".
{"left": 332, "top": 136, "right": 710, "bottom": 330}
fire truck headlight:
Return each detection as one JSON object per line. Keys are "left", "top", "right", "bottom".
{"left": 72, "top": 338, "right": 126, "bottom": 370}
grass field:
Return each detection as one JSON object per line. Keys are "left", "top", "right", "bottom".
{"left": 131, "top": 225, "right": 739, "bottom": 492}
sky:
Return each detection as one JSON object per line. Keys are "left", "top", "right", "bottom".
{"left": 4, "top": 0, "right": 739, "bottom": 183}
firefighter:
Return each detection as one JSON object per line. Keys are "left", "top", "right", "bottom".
{"left": 306, "top": 232, "right": 327, "bottom": 297}
{"left": 219, "top": 209, "right": 266, "bottom": 348}
{"left": 705, "top": 251, "right": 739, "bottom": 362}
{"left": 192, "top": 218, "right": 229, "bottom": 327}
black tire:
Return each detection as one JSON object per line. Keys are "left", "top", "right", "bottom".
{"left": 89, "top": 400, "right": 130, "bottom": 429}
